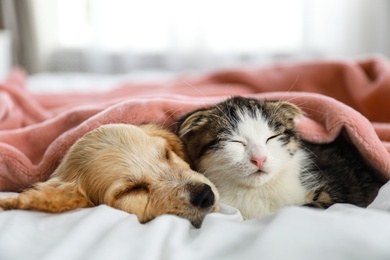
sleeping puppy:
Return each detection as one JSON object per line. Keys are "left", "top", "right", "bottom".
{"left": 0, "top": 124, "right": 219, "bottom": 228}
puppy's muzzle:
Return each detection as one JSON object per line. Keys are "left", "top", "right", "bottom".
{"left": 190, "top": 184, "right": 215, "bottom": 208}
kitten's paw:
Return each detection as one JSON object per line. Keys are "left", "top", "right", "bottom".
{"left": 304, "top": 191, "right": 334, "bottom": 209}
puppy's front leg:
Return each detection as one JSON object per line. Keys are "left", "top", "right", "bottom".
{"left": 0, "top": 179, "right": 94, "bottom": 213}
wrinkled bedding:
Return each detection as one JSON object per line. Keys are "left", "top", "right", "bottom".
{"left": 1, "top": 56, "right": 390, "bottom": 259}
{"left": 1, "top": 181, "right": 390, "bottom": 260}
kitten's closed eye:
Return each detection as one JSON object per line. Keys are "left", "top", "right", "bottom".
{"left": 266, "top": 134, "right": 281, "bottom": 143}
{"left": 231, "top": 140, "right": 247, "bottom": 146}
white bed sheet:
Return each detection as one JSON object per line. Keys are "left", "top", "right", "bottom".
{"left": 0, "top": 74, "right": 387, "bottom": 259}
{"left": 1, "top": 181, "right": 390, "bottom": 260}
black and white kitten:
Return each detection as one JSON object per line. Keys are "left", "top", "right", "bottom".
{"left": 176, "top": 96, "right": 383, "bottom": 219}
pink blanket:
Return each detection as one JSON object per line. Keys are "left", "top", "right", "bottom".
{"left": 1, "top": 56, "right": 390, "bottom": 191}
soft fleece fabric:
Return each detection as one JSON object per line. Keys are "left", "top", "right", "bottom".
{"left": 1, "top": 56, "right": 390, "bottom": 191}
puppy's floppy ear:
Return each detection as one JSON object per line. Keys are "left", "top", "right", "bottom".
{"left": 140, "top": 124, "right": 189, "bottom": 161}
{"left": 0, "top": 178, "right": 94, "bottom": 212}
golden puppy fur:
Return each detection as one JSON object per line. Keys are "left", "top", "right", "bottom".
{"left": 0, "top": 124, "right": 219, "bottom": 228}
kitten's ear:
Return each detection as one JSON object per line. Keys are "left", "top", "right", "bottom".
{"left": 272, "top": 101, "right": 305, "bottom": 118}
{"left": 176, "top": 108, "right": 209, "bottom": 138}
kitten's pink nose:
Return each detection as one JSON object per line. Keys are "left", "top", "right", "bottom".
{"left": 251, "top": 156, "right": 267, "bottom": 169}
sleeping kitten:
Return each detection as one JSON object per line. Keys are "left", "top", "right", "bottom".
{"left": 176, "top": 96, "right": 384, "bottom": 219}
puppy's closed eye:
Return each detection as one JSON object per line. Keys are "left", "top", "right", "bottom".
{"left": 115, "top": 183, "right": 149, "bottom": 199}
{"left": 129, "top": 184, "right": 149, "bottom": 193}
{"left": 165, "top": 148, "right": 171, "bottom": 161}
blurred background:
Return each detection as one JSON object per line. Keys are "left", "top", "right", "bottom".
{"left": 0, "top": 0, "right": 389, "bottom": 80}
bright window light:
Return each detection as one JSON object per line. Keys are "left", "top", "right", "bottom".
{"left": 57, "top": 0, "right": 304, "bottom": 54}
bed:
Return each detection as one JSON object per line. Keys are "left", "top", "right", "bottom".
{"left": 1, "top": 56, "right": 390, "bottom": 260}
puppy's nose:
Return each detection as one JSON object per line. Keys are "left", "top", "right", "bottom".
{"left": 190, "top": 184, "right": 215, "bottom": 208}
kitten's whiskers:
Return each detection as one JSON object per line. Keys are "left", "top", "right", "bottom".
{"left": 275, "top": 75, "right": 299, "bottom": 102}
{"left": 183, "top": 80, "right": 233, "bottom": 121}
{"left": 155, "top": 106, "right": 186, "bottom": 129}
{"left": 271, "top": 75, "right": 301, "bottom": 115}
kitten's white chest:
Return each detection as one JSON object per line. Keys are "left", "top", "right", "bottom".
{"left": 214, "top": 149, "right": 309, "bottom": 219}
{"left": 219, "top": 171, "right": 307, "bottom": 219}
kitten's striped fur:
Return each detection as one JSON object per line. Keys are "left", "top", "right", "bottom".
{"left": 176, "top": 96, "right": 383, "bottom": 219}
